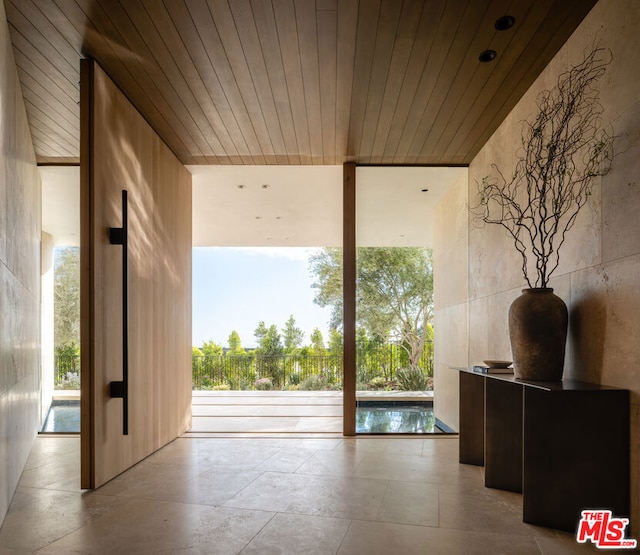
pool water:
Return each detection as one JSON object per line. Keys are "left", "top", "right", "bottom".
{"left": 356, "top": 403, "right": 441, "bottom": 434}
{"left": 42, "top": 400, "right": 80, "bottom": 433}
{"left": 40, "top": 400, "right": 448, "bottom": 434}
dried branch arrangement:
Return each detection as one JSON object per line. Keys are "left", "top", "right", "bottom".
{"left": 471, "top": 47, "right": 614, "bottom": 288}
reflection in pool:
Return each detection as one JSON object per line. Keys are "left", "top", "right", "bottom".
{"left": 356, "top": 403, "right": 440, "bottom": 434}
{"left": 42, "top": 400, "right": 80, "bottom": 433}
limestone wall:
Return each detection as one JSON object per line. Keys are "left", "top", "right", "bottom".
{"left": 434, "top": 0, "right": 640, "bottom": 524}
{"left": 0, "top": 0, "right": 42, "bottom": 525}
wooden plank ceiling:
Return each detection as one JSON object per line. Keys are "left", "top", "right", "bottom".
{"left": 5, "top": 0, "right": 597, "bottom": 166}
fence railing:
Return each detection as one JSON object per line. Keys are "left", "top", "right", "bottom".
{"left": 192, "top": 354, "right": 343, "bottom": 390}
{"left": 54, "top": 354, "right": 81, "bottom": 390}
{"left": 192, "top": 343, "right": 433, "bottom": 391}
{"left": 54, "top": 343, "right": 434, "bottom": 391}
{"left": 355, "top": 344, "right": 434, "bottom": 383}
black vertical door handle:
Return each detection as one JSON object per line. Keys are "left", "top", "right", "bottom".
{"left": 109, "top": 189, "right": 129, "bottom": 435}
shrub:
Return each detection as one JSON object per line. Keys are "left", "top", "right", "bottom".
{"left": 323, "top": 368, "right": 341, "bottom": 386}
{"left": 213, "top": 383, "right": 230, "bottom": 391}
{"left": 57, "top": 372, "right": 80, "bottom": 390}
{"left": 197, "top": 376, "right": 214, "bottom": 390}
{"left": 235, "top": 368, "right": 257, "bottom": 389}
{"left": 299, "top": 375, "right": 329, "bottom": 391}
{"left": 236, "top": 378, "right": 253, "bottom": 391}
{"left": 357, "top": 368, "right": 373, "bottom": 385}
{"left": 254, "top": 377, "right": 273, "bottom": 390}
{"left": 396, "top": 367, "right": 430, "bottom": 391}
{"left": 368, "top": 376, "right": 387, "bottom": 390}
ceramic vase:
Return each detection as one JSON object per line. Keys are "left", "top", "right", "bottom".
{"left": 508, "top": 288, "right": 568, "bottom": 381}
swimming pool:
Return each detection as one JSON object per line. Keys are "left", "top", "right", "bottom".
{"left": 41, "top": 400, "right": 80, "bottom": 433}
{"left": 40, "top": 399, "right": 450, "bottom": 435}
{"left": 356, "top": 401, "right": 445, "bottom": 434}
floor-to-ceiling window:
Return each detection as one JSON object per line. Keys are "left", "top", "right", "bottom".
{"left": 40, "top": 166, "right": 81, "bottom": 433}
{"left": 353, "top": 166, "right": 464, "bottom": 434}
{"left": 189, "top": 166, "right": 343, "bottom": 434}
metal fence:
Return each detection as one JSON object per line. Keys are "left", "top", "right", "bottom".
{"left": 192, "top": 354, "right": 343, "bottom": 390}
{"left": 192, "top": 343, "right": 434, "bottom": 391}
{"left": 54, "top": 343, "right": 434, "bottom": 391}
{"left": 54, "top": 354, "right": 81, "bottom": 389}
{"left": 355, "top": 344, "right": 434, "bottom": 384}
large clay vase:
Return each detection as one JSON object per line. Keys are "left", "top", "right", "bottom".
{"left": 508, "top": 288, "right": 568, "bottom": 381}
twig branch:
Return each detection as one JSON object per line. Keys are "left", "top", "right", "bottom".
{"left": 469, "top": 46, "right": 614, "bottom": 287}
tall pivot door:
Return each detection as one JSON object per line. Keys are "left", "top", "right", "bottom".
{"left": 344, "top": 165, "right": 465, "bottom": 434}
{"left": 80, "top": 60, "right": 192, "bottom": 488}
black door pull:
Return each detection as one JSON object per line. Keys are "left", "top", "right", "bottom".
{"left": 109, "top": 189, "right": 129, "bottom": 435}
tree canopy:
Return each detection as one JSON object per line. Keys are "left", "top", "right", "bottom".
{"left": 201, "top": 340, "right": 223, "bottom": 357}
{"left": 227, "top": 330, "right": 246, "bottom": 356}
{"left": 282, "top": 315, "right": 304, "bottom": 354}
{"left": 54, "top": 247, "right": 80, "bottom": 348}
{"left": 254, "top": 321, "right": 284, "bottom": 356}
{"left": 309, "top": 247, "right": 434, "bottom": 369}
{"left": 310, "top": 328, "right": 326, "bottom": 354}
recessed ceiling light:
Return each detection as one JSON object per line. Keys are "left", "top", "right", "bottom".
{"left": 255, "top": 216, "right": 262, "bottom": 220}
{"left": 261, "top": 184, "right": 270, "bottom": 189}
{"left": 495, "top": 15, "right": 515, "bottom": 31}
{"left": 479, "top": 49, "right": 497, "bottom": 63}
{"left": 421, "top": 188, "right": 429, "bottom": 193}
{"left": 237, "top": 184, "right": 246, "bottom": 189}
{"left": 276, "top": 216, "right": 283, "bottom": 220}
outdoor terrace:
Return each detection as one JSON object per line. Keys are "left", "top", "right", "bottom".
{"left": 190, "top": 390, "right": 436, "bottom": 435}
{"left": 43, "top": 390, "right": 437, "bottom": 435}
{"left": 49, "top": 352, "right": 438, "bottom": 435}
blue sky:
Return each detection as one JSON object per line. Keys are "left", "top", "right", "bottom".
{"left": 192, "top": 247, "right": 333, "bottom": 348}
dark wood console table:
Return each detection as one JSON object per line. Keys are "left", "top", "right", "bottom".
{"left": 454, "top": 367, "right": 630, "bottom": 532}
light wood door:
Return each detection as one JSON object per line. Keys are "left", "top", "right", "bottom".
{"left": 80, "top": 60, "right": 192, "bottom": 489}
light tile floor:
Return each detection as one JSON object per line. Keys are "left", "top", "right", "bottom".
{"left": 0, "top": 435, "right": 602, "bottom": 554}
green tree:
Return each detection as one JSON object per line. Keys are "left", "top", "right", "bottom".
{"left": 282, "top": 315, "right": 304, "bottom": 354}
{"left": 196, "top": 341, "right": 224, "bottom": 389}
{"left": 309, "top": 247, "right": 434, "bottom": 370}
{"left": 422, "top": 323, "right": 435, "bottom": 376}
{"left": 254, "top": 323, "right": 283, "bottom": 355}
{"left": 54, "top": 247, "right": 80, "bottom": 348}
{"left": 227, "top": 330, "right": 246, "bottom": 356}
{"left": 325, "top": 328, "right": 343, "bottom": 386}
{"left": 328, "top": 329, "right": 343, "bottom": 357}
{"left": 310, "top": 328, "right": 326, "bottom": 355}
{"left": 254, "top": 322, "right": 284, "bottom": 387}
{"left": 201, "top": 340, "right": 223, "bottom": 357}
{"left": 309, "top": 248, "right": 344, "bottom": 330}
{"left": 253, "top": 321, "right": 268, "bottom": 347}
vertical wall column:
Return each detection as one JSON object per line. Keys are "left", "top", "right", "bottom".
{"left": 343, "top": 162, "right": 356, "bottom": 435}
{"left": 40, "top": 232, "right": 55, "bottom": 426}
